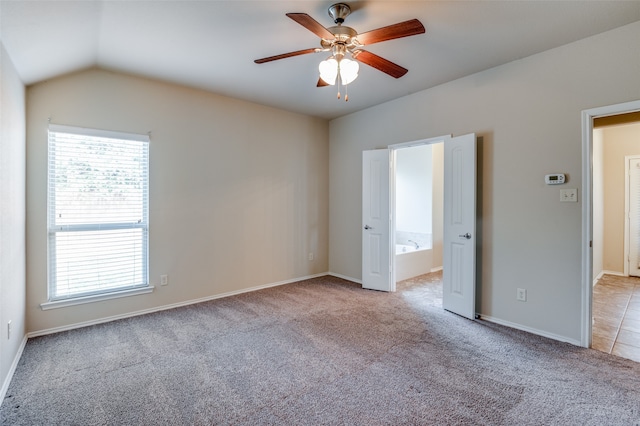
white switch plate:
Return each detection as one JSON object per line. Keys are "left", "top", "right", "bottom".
{"left": 160, "top": 275, "right": 168, "bottom": 286}
{"left": 560, "top": 188, "right": 578, "bottom": 202}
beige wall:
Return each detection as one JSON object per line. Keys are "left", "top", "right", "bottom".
{"left": 329, "top": 21, "right": 640, "bottom": 344}
{"left": 26, "top": 69, "right": 329, "bottom": 333}
{"left": 602, "top": 122, "right": 640, "bottom": 274}
{"left": 0, "top": 42, "right": 27, "bottom": 395}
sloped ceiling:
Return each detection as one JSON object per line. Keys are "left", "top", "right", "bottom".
{"left": 2, "top": 1, "right": 639, "bottom": 119}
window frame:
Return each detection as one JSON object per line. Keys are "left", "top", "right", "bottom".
{"left": 43, "top": 124, "right": 152, "bottom": 309}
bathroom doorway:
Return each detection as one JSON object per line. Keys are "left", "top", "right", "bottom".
{"left": 392, "top": 139, "right": 445, "bottom": 303}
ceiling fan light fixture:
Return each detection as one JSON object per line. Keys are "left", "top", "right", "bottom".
{"left": 319, "top": 56, "right": 359, "bottom": 86}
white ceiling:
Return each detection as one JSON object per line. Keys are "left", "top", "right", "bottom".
{"left": 2, "top": 1, "right": 639, "bottom": 120}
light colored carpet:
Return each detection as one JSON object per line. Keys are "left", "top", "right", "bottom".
{"left": 2, "top": 273, "right": 640, "bottom": 425}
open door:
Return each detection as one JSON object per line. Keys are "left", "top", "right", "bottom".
{"left": 443, "top": 133, "right": 477, "bottom": 319}
{"left": 362, "top": 149, "right": 393, "bottom": 292}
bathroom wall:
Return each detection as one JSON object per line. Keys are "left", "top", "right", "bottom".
{"left": 396, "top": 145, "right": 432, "bottom": 247}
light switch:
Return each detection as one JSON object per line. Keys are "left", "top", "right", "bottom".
{"left": 560, "top": 188, "right": 578, "bottom": 202}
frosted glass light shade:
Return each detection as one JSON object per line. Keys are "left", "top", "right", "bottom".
{"left": 319, "top": 57, "right": 359, "bottom": 86}
{"left": 319, "top": 58, "right": 338, "bottom": 86}
{"left": 339, "top": 58, "right": 359, "bottom": 85}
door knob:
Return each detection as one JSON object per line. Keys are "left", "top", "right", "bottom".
{"left": 459, "top": 233, "right": 471, "bottom": 239}
{"left": 364, "top": 225, "right": 374, "bottom": 230}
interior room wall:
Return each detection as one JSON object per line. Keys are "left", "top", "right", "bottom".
{"left": 328, "top": 21, "right": 640, "bottom": 344}
{"left": 601, "top": 122, "right": 640, "bottom": 274}
{"left": 26, "top": 68, "right": 329, "bottom": 334}
{"left": 0, "top": 41, "right": 27, "bottom": 396}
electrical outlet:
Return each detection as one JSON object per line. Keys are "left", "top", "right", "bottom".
{"left": 7, "top": 320, "right": 11, "bottom": 340}
{"left": 160, "top": 275, "right": 168, "bottom": 286}
{"left": 560, "top": 188, "right": 578, "bottom": 202}
{"left": 308, "top": 253, "right": 314, "bottom": 261}
{"left": 517, "top": 288, "right": 527, "bottom": 302}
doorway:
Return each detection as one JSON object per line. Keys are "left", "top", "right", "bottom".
{"left": 362, "top": 133, "right": 477, "bottom": 319}
{"left": 582, "top": 100, "right": 640, "bottom": 356}
{"left": 393, "top": 142, "right": 444, "bottom": 305}
{"left": 590, "top": 112, "right": 640, "bottom": 361}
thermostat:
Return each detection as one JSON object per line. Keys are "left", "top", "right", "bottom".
{"left": 545, "top": 174, "right": 565, "bottom": 185}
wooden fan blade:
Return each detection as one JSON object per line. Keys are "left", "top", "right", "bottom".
{"left": 254, "top": 48, "right": 317, "bottom": 64}
{"left": 286, "top": 13, "right": 335, "bottom": 40}
{"left": 317, "top": 77, "right": 330, "bottom": 87}
{"left": 356, "top": 19, "right": 425, "bottom": 46}
{"left": 352, "top": 50, "right": 408, "bottom": 79}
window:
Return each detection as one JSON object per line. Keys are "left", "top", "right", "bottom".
{"left": 47, "top": 125, "right": 150, "bottom": 303}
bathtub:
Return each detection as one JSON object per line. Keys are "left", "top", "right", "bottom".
{"left": 395, "top": 244, "right": 434, "bottom": 282}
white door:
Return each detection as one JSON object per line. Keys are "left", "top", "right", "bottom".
{"left": 628, "top": 157, "right": 640, "bottom": 277}
{"left": 362, "top": 149, "right": 393, "bottom": 292}
{"left": 443, "top": 133, "right": 477, "bottom": 319}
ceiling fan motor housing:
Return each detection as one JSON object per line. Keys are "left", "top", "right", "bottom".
{"left": 328, "top": 3, "right": 351, "bottom": 24}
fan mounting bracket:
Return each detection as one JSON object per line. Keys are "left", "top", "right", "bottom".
{"left": 328, "top": 3, "right": 351, "bottom": 24}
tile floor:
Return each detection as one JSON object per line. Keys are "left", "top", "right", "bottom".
{"left": 591, "top": 274, "right": 640, "bottom": 362}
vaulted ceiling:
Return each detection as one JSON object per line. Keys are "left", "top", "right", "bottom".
{"left": 2, "top": 1, "right": 639, "bottom": 119}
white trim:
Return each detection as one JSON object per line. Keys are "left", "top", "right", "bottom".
{"left": 327, "top": 272, "right": 362, "bottom": 284}
{"left": 624, "top": 155, "right": 640, "bottom": 277}
{"left": 431, "top": 266, "right": 443, "bottom": 273}
{"left": 594, "top": 270, "right": 628, "bottom": 286}
{"left": 388, "top": 134, "right": 451, "bottom": 149}
{"left": 479, "top": 315, "right": 582, "bottom": 347}
{"left": 601, "top": 270, "right": 626, "bottom": 277}
{"left": 40, "top": 286, "right": 155, "bottom": 310}
{"left": 581, "top": 100, "right": 640, "bottom": 348}
{"left": 29, "top": 273, "right": 328, "bottom": 337}
{"left": 593, "top": 270, "right": 605, "bottom": 287}
{"left": 0, "top": 335, "right": 28, "bottom": 403}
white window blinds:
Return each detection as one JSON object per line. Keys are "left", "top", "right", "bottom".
{"left": 48, "top": 125, "right": 149, "bottom": 301}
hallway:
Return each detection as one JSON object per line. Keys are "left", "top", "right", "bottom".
{"left": 591, "top": 274, "right": 640, "bottom": 362}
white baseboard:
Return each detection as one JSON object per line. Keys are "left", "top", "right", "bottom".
{"left": 593, "top": 270, "right": 626, "bottom": 286}
{"left": 1, "top": 335, "right": 28, "bottom": 404}
{"left": 601, "top": 270, "right": 625, "bottom": 277}
{"left": 327, "top": 272, "right": 362, "bottom": 284}
{"left": 478, "top": 314, "right": 582, "bottom": 347}
{"left": 27, "top": 272, "right": 330, "bottom": 338}
{"left": 430, "top": 266, "right": 443, "bottom": 273}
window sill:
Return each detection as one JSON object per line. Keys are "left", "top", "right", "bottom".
{"left": 40, "top": 286, "right": 155, "bottom": 311}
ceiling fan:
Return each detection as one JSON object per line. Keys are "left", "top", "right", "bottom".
{"left": 254, "top": 3, "right": 425, "bottom": 100}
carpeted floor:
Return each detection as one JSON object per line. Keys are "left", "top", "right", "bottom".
{"left": 2, "top": 272, "right": 640, "bottom": 425}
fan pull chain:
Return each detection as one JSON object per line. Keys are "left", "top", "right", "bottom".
{"left": 335, "top": 74, "right": 349, "bottom": 101}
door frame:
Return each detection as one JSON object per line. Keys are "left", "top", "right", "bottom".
{"left": 624, "top": 155, "right": 640, "bottom": 277}
{"left": 389, "top": 135, "right": 451, "bottom": 287}
{"left": 581, "top": 99, "right": 640, "bottom": 348}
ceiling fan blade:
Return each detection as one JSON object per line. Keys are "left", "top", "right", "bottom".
{"left": 356, "top": 19, "right": 425, "bottom": 46}
{"left": 254, "top": 48, "right": 318, "bottom": 64}
{"left": 317, "top": 77, "right": 330, "bottom": 87}
{"left": 352, "top": 50, "right": 408, "bottom": 79}
{"left": 286, "top": 13, "right": 335, "bottom": 40}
